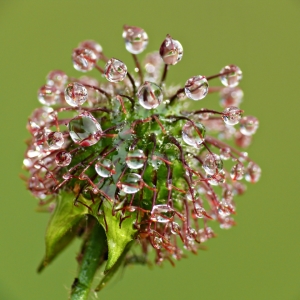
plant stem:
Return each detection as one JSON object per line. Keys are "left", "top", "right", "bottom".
{"left": 70, "top": 220, "right": 107, "bottom": 300}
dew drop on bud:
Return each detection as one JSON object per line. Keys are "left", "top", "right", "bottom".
{"left": 202, "top": 153, "right": 223, "bottom": 175}
{"left": 68, "top": 111, "right": 102, "bottom": 147}
{"left": 137, "top": 81, "right": 163, "bottom": 109}
{"left": 122, "top": 25, "right": 148, "bottom": 54}
{"left": 64, "top": 82, "right": 88, "bottom": 107}
{"left": 184, "top": 76, "right": 208, "bottom": 101}
{"left": 95, "top": 158, "right": 116, "bottom": 178}
{"left": 104, "top": 58, "right": 127, "bottom": 82}
{"left": 245, "top": 162, "right": 261, "bottom": 183}
{"left": 37, "top": 85, "right": 60, "bottom": 106}
{"left": 170, "top": 222, "right": 181, "bottom": 235}
{"left": 118, "top": 173, "right": 142, "bottom": 194}
{"left": 207, "top": 169, "right": 226, "bottom": 186}
{"left": 47, "top": 70, "right": 68, "bottom": 90}
{"left": 46, "top": 131, "right": 64, "bottom": 150}
{"left": 239, "top": 116, "right": 259, "bottom": 136}
{"left": 194, "top": 203, "right": 206, "bottom": 219}
{"left": 182, "top": 121, "right": 206, "bottom": 148}
{"left": 220, "top": 87, "right": 243, "bottom": 108}
{"left": 55, "top": 151, "right": 72, "bottom": 167}
{"left": 72, "top": 47, "right": 97, "bottom": 72}
{"left": 220, "top": 148, "right": 231, "bottom": 160}
{"left": 220, "top": 65, "right": 242, "bottom": 88}
{"left": 126, "top": 149, "right": 147, "bottom": 169}
{"left": 186, "top": 227, "right": 197, "bottom": 241}
{"left": 230, "top": 163, "right": 244, "bottom": 180}
{"left": 222, "top": 106, "right": 242, "bottom": 125}
{"left": 235, "top": 131, "right": 252, "bottom": 148}
{"left": 150, "top": 205, "right": 175, "bottom": 223}
{"left": 159, "top": 34, "right": 183, "bottom": 65}
{"left": 78, "top": 40, "right": 103, "bottom": 59}
{"left": 152, "top": 236, "right": 163, "bottom": 249}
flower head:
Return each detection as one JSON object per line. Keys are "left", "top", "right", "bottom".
{"left": 23, "top": 25, "right": 260, "bottom": 292}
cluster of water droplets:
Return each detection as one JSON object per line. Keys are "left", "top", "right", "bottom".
{"left": 24, "top": 24, "right": 261, "bottom": 265}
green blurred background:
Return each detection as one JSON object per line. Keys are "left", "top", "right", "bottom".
{"left": 0, "top": 1, "right": 299, "bottom": 299}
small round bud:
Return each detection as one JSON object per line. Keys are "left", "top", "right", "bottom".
{"left": 184, "top": 76, "right": 208, "bottom": 101}
{"left": 104, "top": 58, "right": 127, "bottom": 82}
{"left": 122, "top": 25, "right": 148, "bottom": 54}
{"left": 72, "top": 47, "right": 97, "bottom": 72}
{"left": 159, "top": 34, "right": 183, "bottom": 65}
{"left": 220, "top": 65, "right": 242, "bottom": 87}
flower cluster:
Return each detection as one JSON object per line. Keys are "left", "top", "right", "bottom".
{"left": 23, "top": 25, "right": 260, "bottom": 269}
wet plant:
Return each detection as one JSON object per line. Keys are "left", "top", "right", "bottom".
{"left": 22, "top": 25, "right": 261, "bottom": 299}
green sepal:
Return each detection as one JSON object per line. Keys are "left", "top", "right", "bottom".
{"left": 95, "top": 241, "right": 133, "bottom": 292}
{"left": 93, "top": 202, "right": 138, "bottom": 272}
{"left": 37, "top": 192, "right": 88, "bottom": 272}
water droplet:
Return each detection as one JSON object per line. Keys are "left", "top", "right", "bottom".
{"left": 220, "top": 148, "right": 231, "bottom": 160}
{"left": 182, "top": 121, "right": 206, "bottom": 148}
{"left": 152, "top": 236, "right": 163, "bottom": 249}
{"left": 184, "top": 75, "right": 208, "bottom": 101}
{"left": 233, "top": 181, "right": 246, "bottom": 195}
{"left": 122, "top": 25, "right": 148, "bottom": 54}
{"left": 202, "top": 153, "right": 223, "bottom": 175}
{"left": 46, "top": 131, "right": 64, "bottom": 150}
{"left": 29, "top": 177, "right": 47, "bottom": 199}
{"left": 159, "top": 34, "right": 183, "bottom": 65}
{"left": 78, "top": 40, "right": 103, "bottom": 59}
{"left": 144, "top": 52, "right": 163, "bottom": 80}
{"left": 62, "top": 172, "right": 71, "bottom": 180}
{"left": 220, "top": 65, "right": 242, "bottom": 87}
{"left": 245, "top": 162, "right": 261, "bottom": 183}
{"left": 126, "top": 149, "right": 147, "bottom": 169}
{"left": 194, "top": 203, "right": 206, "bottom": 218}
{"left": 235, "top": 131, "right": 252, "bottom": 148}
{"left": 68, "top": 111, "right": 102, "bottom": 147}
{"left": 207, "top": 169, "right": 226, "bottom": 185}
{"left": 37, "top": 85, "right": 60, "bottom": 106}
{"left": 170, "top": 222, "right": 181, "bottom": 235}
{"left": 118, "top": 173, "right": 142, "bottom": 194}
{"left": 23, "top": 158, "right": 33, "bottom": 168}
{"left": 222, "top": 106, "right": 242, "bottom": 125}
{"left": 186, "top": 227, "right": 197, "bottom": 241}
{"left": 240, "top": 116, "right": 259, "bottom": 136}
{"left": 230, "top": 163, "right": 244, "bottom": 180}
{"left": 72, "top": 47, "right": 97, "bottom": 72}
{"left": 150, "top": 204, "right": 175, "bottom": 223}
{"left": 64, "top": 82, "right": 88, "bottom": 107}
{"left": 220, "top": 87, "right": 243, "bottom": 108}
{"left": 55, "top": 151, "right": 72, "bottom": 167}
{"left": 47, "top": 70, "right": 68, "bottom": 90}
{"left": 95, "top": 158, "right": 116, "bottom": 177}
{"left": 104, "top": 58, "right": 127, "bottom": 82}
{"left": 137, "top": 81, "right": 163, "bottom": 109}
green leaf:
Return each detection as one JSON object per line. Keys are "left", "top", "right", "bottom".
{"left": 38, "top": 192, "right": 88, "bottom": 272}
